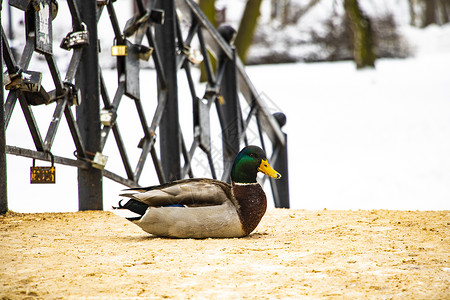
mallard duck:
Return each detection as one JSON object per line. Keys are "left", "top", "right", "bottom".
{"left": 117, "top": 145, "right": 281, "bottom": 238}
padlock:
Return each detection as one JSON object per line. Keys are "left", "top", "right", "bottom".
{"left": 100, "top": 109, "right": 114, "bottom": 126}
{"left": 64, "top": 81, "right": 82, "bottom": 106}
{"left": 23, "top": 87, "right": 50, "bottom": 106}
{"left": 123, "top": 11, "right": 150, "bottom": 37}
{"left": 181, "top": 46, "right": 203, "bottom": 65}
{"left": 92, "top": 152, "right": 108, "bottom": 170}
{"left": 60, "top": 23, "right": 89, "bottom": 50}
{"left": 137, "top": 45, "right": 153, "bottom": 61}
{"left": 111, "top": 38, "right": 128, "bottom": 56}
{"left": 30, "top": 153, "right": 56, "bottom": 184}
{"left": 5, "top": 70, "right": 42, "bottom": 92}
{"left": 188, "top": 48, "right": 203, "bottom": 64}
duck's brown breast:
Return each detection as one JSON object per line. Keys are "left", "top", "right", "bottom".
{"left": 232, "top": 182, "right": 267, "bottom": 235}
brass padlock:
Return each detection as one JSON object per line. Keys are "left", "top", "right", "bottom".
{"left": 111, "top": 38, "right": 128, "bottom": 56}
{"left": 138, "top": 45, "right": 153, "bottom": 61}
{"left": 30, "top": 154, "right": 56, "bottom": 184}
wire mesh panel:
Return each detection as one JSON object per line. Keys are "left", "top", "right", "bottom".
{"left": 1, "top": 0, "right": 289, "bottom": 211}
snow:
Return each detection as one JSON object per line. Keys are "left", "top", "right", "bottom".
{"left": 3, "top": 3, "right": 450, "bottom": 212}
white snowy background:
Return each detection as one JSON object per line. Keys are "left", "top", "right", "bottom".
{"left": 2, "top": 0, "right": 450, "bottom": 212}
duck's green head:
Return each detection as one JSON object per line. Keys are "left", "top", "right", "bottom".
{"left": 231, "top": 146, "right": 281, "bottom": 184}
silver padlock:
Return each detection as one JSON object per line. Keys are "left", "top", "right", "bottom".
{"left": 60, "top": 23, "right": 89, "bottom": 50}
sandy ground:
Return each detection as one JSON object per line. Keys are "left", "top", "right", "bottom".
{"left": 0, "top": 209, "right": 449, "bottom": 299}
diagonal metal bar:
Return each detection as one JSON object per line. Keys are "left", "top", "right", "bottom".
{"left": 150, "top": 145, "right": 166, "bottom": 184}
{"left": 103, "top": 169, "right": 138, "bottom": 188}
{"left": 111, "top": 123, "right": 135, "bottom": 181}
{"left": 17, "top": 95, "right": 45, "bottom": 151}
{"left": 64, "top": 105, "right": 86, "bottom": 159}
{"left": 180, "top": 128, "right": 194, "bottom": 178}
{"left": 149, "top": 90, "right": 167, "bottom": 134}
{"left": 197, "top": 27, "right": 216, "bottom": 86}
{"left": 99, "top": 73, "right": 134, "bottom": 181}
{"left": 106, "top": 0, "right": 125, "bottom": 44}
{"left": 206, "top": 151, "right": 217, "bottom": 179}
{"left": 256, "top": 111, "right": 266, "bottom": 153}
{"left": 134, "top": 137, "right": 154, "bottom": 182}
{"left": 181, "top": 139, "right": 199, "bottom": 178}
{"left": 44, "top": 98, "right": 68, "bottom": 151}
{"left": 239, "top": 103, "right": 257, "bottom": 146}
{"left": 183, "top": 0, "right": 233, "bottom": 60}
{"left": 64, "top": 48, "right": 83, "bottom": 84}
{"left": 100, "top": 81, "right": 125, "bottom": 148}
{"left": 45, "top": 54, "right": 64, "bottom": 92}
{"left": 236, "top": 59, "right": 285, "bottom": 146}
{"left": 134, "top": 98, "right": 152, "bottom": 139}
{"left": 4, "top": 31, "right": 35, "bottom": 128}
{"left": 175, "top": 17, "right": 199, "bottom": 70}
{"left": 135, "top": 0, "right": 167, "bottom": 88}
{"left": 1, "top": 27, "right": 19, "bottom": 73}
{"left": 66, "top": 0, "right": 84, "bottom": 31}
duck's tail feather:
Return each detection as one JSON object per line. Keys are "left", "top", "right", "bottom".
{"left": 115, "top": 199, "right": 149, "bottom": 219}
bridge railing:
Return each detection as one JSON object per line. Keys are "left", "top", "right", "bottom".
{"left": 0, "top": 0, "right": 289, "bottom": 214}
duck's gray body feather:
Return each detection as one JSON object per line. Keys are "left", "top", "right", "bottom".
{"left": 137, "top": 201, "right": 246, "bottom": 238}
{"left": 119, "top": 179, "right": 247, "bottom": 238}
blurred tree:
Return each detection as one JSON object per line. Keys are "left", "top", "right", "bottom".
{"left": 409, "top": 0, "right": 450, "bottom": 27}
{"left": 424, "top": 0, "right": 439, "bottom": 26}
{"left": 270, "top": 0, "right": 290, "bottom": 25}
{"left": 199, "top": 0, "right": 217, "bottom": 27}
{"left": 234, "top": 0, "right": 263, "bottom": 64}
{"left": 408, "top": 0, "right": 418, "bottom": 26}
{"left": 284, "top": 0, "right": 322, "bottom": 26}
{"left": 344, "top": 0, "right": 376, "bottom": 69}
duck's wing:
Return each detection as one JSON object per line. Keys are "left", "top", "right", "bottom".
{"left": 119, "top": 178, "right": 233, "bottom": 207}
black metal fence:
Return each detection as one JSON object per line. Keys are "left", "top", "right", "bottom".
{"left": 0, "top": 0, "right": 289, "bottom": 214}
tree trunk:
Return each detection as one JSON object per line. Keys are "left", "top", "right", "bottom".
{"left": 437, "top": 0, "right": 450, "bottom": 24}
{"left": 234, "top": 0, "right": 263, "bottom": 64}
{"left": 344, "top": 0, "right": 376, "bottom": 69}
{"left": 423, "top": 0, "right": 438, "bottom": 27}
{"left": 408, "top": 0, "right": 417, "bottom": 26}
{"left": 199, "top": 0, "right": 217, "bottom": 27}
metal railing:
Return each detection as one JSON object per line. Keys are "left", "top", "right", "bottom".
{"left": 0, "top": 0, "right": 289, "bottom": 214}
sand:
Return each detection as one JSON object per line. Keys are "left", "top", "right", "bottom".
{"left": 1, "top": 209, "right": 449, "bottom": 299}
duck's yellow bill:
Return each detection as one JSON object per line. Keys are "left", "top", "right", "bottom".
{"left": 258, "top": 159, "right": 281, "bottom": 179}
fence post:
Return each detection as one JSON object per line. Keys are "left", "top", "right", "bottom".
{"left": 155, "top": 0, "right": 181, "bottom": 182}
{"left": 219, "top": 49, "right": 241, "bottom": 182}
{"left": 1, "top": 7, "right": 8, "bottom": 214}
{"left": 76, "top": 0, "right": 103, "bottom": 210}
{"left": 271, "top": 113, "right": 290, "bottom": 208}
